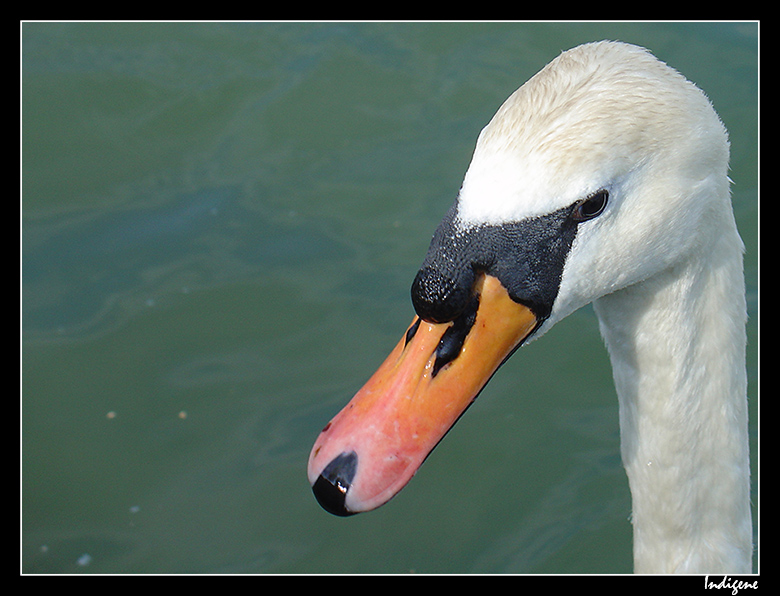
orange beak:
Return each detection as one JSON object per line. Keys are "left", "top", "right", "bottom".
{"left": 307, "top": 274, "right": 538, "bottom": 515}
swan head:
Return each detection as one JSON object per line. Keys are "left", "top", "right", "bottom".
{"left": 308, "top": 41, "right": 733, "bottom": 517}
{"left": 453, "top": 40, "right": 731, "bottom": 333}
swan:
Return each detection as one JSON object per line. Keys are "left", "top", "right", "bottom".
{"left": 307, "top": 40, "right": 753, "bottom": 574}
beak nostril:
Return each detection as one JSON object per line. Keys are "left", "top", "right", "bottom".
{"left": 312, "top": 451, "right": 358, "bottom": 516}
{"left": 432, "top": 293, "right": 480, "bottom": 377}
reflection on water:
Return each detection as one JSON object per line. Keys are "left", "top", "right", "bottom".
{"left": 24, "top": 184, "right": 353, "bottom": 340}
{"left": 25, "top": 187, "right": 237, "bottom": 333}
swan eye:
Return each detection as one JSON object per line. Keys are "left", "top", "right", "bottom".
{"left": 572, "top": 190, "right": 608, "bottom": 222}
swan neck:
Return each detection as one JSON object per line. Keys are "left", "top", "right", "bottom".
{"left": 593, "top": 235, "right": 752, "bottom": 573}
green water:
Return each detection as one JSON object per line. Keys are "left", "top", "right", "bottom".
{"left": 22, "top": 22, "right": 758, "bottom": 574}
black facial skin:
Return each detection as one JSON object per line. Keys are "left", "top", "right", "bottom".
{"left": 411, "top": 200, "right": 586, "bottom": 326}
{"left": 410, "top": 190, "right": 609, "bottom": 376}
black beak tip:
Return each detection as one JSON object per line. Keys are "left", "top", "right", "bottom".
{"left": 312, "top": 474, "right": 354, "bottom": 516}
{"left": 311, "top": 451, "right": 359, "bottom": 517}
